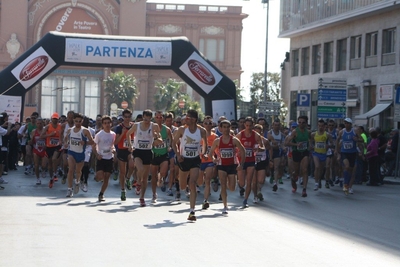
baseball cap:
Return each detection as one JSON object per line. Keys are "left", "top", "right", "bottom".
{"left": 291, "top": 122, "right": 298, "bottom": 128}
{"left": 51, "top": 112, "right": 59, "bottom": 119}
{"left": 344, "top": 118, "right": 353, "bottom": 124}
{"left": 117, "top": 116, "right": 123, "bottom": 121}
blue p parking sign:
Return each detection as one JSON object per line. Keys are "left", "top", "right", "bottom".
{"left": 297, "top": 93, "right": 310, "bottom": 111}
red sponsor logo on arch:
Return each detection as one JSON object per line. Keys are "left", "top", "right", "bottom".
{"left": 19, "top": 56, "right": 49, "bottom": 81}
{"left": 188, "top": 60, "right": 215, "bottom": 86}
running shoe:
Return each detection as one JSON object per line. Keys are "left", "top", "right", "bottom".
{"left": 140, "top": 198, "right": 146, "bottom": 207}
{"left": 0, "top": 177, "right": 8, "bottom": 184}
{"left": 66, "top": 188, "right": 73, "bottom": 197}
{"left": 126, "top": 179, "right": 132, "bottom": 190}
{"left": 314, "top": 183, "right": 319, "bottom": 191}
{"left": 302, "top": 188, "right": 307, "bottom": 197}
{"left": 269, "top": 176, "right": 274, "bottom": 184}
{"left": 73, "top": 181, "right": 80, "bottom": 194}
{"left": 135, "top": 184, "right": 141, "bottom": 195}
{"left": 257, "top": 192, "right": 264, "bottom": 201}
{"left": 242, "top": 199, "right": 249, "bottom": 208}
{"left": 24, "top": 167, "right": 30, "bottom": 175}
{"left": 222, "top": 207, "right": 228, "bottom": 215}
{"left": 175, "top": 192, "right": 181, "bottom": 201}
{"left": 98, "top": 194, "right": 105, "bottom": 202}
{"left": 151, "top": 193, "right": 157, "bottom": 203}
{"left": 239, "top": 187, "right": 245, "bottom": 197}
{"left": 253, "top": 197, "right": 258, "bottom": 203}
{"left": 279, "top": 178, "right": 283, "bottom": 184}
{"left": 291, "top": 178, "right": 297, "bottom": 193}
{"left": 349, "top": 187, "right": 354, "bottom": 194}
{"left": 82, "top": 183, "right": 88, "bottom": 193}
{"left": 272, "top": 183, "right": 278, "bottom": 192}
{"left": 53, "top": 175, "right": 58, "bottom": 182}
{"left": 329, "top": 179, "right": 334, "bottom": 187}
{"left": 202, "top": 201, "right": 210, "bottom": 210}
{"left": 334, "top": 178, "right": 340, "bottom": 184}
{"left": 121, "top": 191, "right": 126, "bottom": 201}
{"left": 48, "top": 178, "right": 54, "bottom": 188}
{"left": 343, "top": 185, "right": 348, "bottom": 195}
{"left": 161, "top": 180, "right": 167, "bottom": 192}
{"left": 325, "top": 182, "right": 330, "bottom": 189}
{"left": 61, "top": 175, "right": 67, "bottom": 185}
{"left": 166, "top": 188, "right": 173, "bottom": 196}
{"left": 187, "top": 211, "right": 196, "bottom": 221}
{"left": 219, "top": 194, "right": 222, "bottom": 201}
{"left": 185, "top": 187, "right": 190, "bottom": 198}
{"left": 113, "top": 171, "right": 118, "bottom": 181}
{"left": 36, "top": 178, "right": 41, "bottom": 185}
{"left": 212, "top": 178, "right": 219, "bottom": 192}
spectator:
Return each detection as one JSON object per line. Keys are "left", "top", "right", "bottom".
{"left": 366, "top": 130, "right": 379, "bottom": 186}
{"left": 384, "top": 129, "right": 399, "bottom": 176}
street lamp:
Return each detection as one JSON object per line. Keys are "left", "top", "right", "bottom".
{"left": 262, "top": 0, "right": 269, "bottom": 103}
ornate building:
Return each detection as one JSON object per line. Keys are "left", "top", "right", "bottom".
{"left": 0, "top": 0, "right": 246, "bottom": 119}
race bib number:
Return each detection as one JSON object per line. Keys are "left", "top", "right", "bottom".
{"left": 184, "top": 146, "right": 199, "bottom": 157}
{"left": 255, "top": 152, "right": 265, "bottom": 162}
{"left": 327, "top": 148, "right": 333, "bottom": 156}
{"left": 298, "top": 142, "right": 308, "bottom": 150}
{"left": 343, "top": 141, "right": 353, "bottom": 150}
{"left": 245, "top": 148, "right": 253, "bottom": 158}
{"left": 138, "top": 140, "right": 151, "bottom": 149}
{"left": 70, "top": 138, "right": 82, "bottom": 146}
{"left": 50, "top": 138, "right": 59, "bottom": 146}
{"left": 102, "top": 149, "right": 111, "bottom": 154}
{"left": 36, "top": 140, "right": 45, "bottom": 148}
{"left": 154, "top": 141, "right": 166, "bottom": 149}
{"left": 123, "top": 139, "right": 132, "bottom": 148}
{"left": 315, "top": 142, "right": 326, "bottom": 149}
{"left": 220, "top": 148, "right": 233, "bottom": 158}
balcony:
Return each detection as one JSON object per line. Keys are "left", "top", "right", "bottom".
{"left": 365, "top": 55, "right": 377, "bottom": 68}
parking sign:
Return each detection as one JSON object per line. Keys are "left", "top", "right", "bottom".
{"left": 297, "top": 93, "right": 310, "bottom": 111}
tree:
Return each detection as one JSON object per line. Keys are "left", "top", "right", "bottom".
{"left": 234, "top": 79, "right": 245, "bottom": 107}
{"left": 153, "top": 79, "right": 184, "bottom": 111}
{"left": 104, "top": 71, "right": 138, "bottom": 112}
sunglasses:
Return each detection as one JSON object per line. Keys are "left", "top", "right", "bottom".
{"left": 74, "top": 120, "right": 82, "bottom": 123}
{"left": 204, "top": 122, "right": 213, "bottom": 125}
{"left": 155, "top": 116, "right": 163, "bottom": 119}
{"left": 175, "top": 121, "right": 182, "bottom": 124}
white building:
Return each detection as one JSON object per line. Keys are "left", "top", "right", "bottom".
{"left": 279, "top": 0, "right": 400, "bottom": 130}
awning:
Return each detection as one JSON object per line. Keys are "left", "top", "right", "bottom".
{"left": 346, "top": 99, "right": 358, "bottom": 107}
{"left": 354, "top": 103, "right": 392, "bottom": 123}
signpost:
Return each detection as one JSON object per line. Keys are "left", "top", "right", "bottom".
{"left": 394, "top": 86, "right": 400, "bottom": 122}
{"left": 317, "top": 78, "right": 347, "bottom": 119}
{"left": 297, "top": 93, "right": 310, "bottom": 111}
{"left": 259, "top": 101, "right": 280, "bottom": 117}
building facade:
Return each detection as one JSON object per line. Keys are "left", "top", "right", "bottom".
{"left": 279, "top": 0, "right": 400, "bottom": 130}
{"left": 0, "top": 0, "right": 246, "bottom": 119}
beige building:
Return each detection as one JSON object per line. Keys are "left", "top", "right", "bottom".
{"left": 0, "top": 0, "right": 246, "bottom": 119}
{"left": 279, "top": 0, "right": 400, "bottom": 130}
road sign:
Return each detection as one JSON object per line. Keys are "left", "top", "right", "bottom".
{"left": 259, "top": 101, "right": 280, "bottom": 115}
{"left": 317, "top": 78, "right": 347, "bottom": 119}
{"left": 297, "top": 93, "right": 310, "bottom": 111}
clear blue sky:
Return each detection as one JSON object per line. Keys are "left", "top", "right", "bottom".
{"left": 148, "top": 0, "right": 290, "bottom": 100}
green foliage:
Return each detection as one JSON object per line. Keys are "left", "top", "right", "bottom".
{"left": 104, "top": 71, "right": 138, "bottom": 111}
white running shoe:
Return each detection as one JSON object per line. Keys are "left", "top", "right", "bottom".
{"left": 0, "top": 177, "right": 8, "bottom": 184}
{"left": 349, "top": 187, "right": 354, "bottom": 194}
{"left": 314, "top": 183, "right": 319, "bottom": 191}
{"left": 66, "top": 188, "right": 73, "bottom": 197}
{"left": 151, "top": 193, "right": 157, "bottom": 203}
{"left": 73, "top": 181, "right": 80, "bottom": 194}
{"left": 82, "top": 183, "right": 88, "bottom": 193}
{"left": 36, "top": 178, "right": 41, "bottom": 185}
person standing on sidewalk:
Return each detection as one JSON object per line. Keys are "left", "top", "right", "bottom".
{"left": 0, "top": 115, "right": 12, "bottom": 186}
{"left": 366, "top": 129, "right": 380, "bottom": 186}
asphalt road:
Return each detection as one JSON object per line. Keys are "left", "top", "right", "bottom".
{"left": 1, "top": 169, "right": 399, "bottom": 267}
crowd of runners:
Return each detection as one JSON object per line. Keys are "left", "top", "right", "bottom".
{"left": 0, "top": 109, "right": 398, "bottom": 221}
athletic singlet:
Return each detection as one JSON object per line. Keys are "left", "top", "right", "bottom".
{"left": 218, "top": 135, "right": 236, "bottom": 165}
{"left": 94, "top": 130, "right": 116, "bottom": 160}
{"left": 68, "top": 127, "right": 86, "bottom": 154}
{"left": 180, "top": 127, "right": 201, "bottom": 158}
{"left": 63, "top": 123, "right": 73, "bottom": 149}
{"left": 314, "top": 131, "right": 328, "bottom": 154}
{"left": 341, "top": 129, "right": 358, "bottom": 153}
{"left": 115, "top": 123, "right": 134, "bottom": 149}
{"left": 153, "top": 124, "right": 168, "bottom": 155}
{"left": 46, "top": 123, "right": 61, "bottom": 147}
{"left": 238, "top": 130, "right": 256, "bottom": 163}
{"left": 293, "top": 128, "right": 309, "bottom": 152}
{"left": 214, "top": 127, "right": 222, "bottom": 137}
{"left": 269, "top": 129, "right": 284, "bottom": 150}
{"left": 133, "top": 122, "right": 153, "bottom": 150}
{"left": 33, "top": 129, "right": 46, "bottom": 152}
{"left": 201, "top": 132, "right": 217, "bottom": 163}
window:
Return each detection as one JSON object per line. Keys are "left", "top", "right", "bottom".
{"left": 199, "top": 38, "right": 225, "bottom": 62}
{"left": 336, "top": 38, "right": 347, "bottom": 71}
{"left": 366, "top": 32, "right": 378, "bottom": 56}
{"left": 62, "top": 77, "right": 80, "bottom": 115}
{"left": 383, "top": 28, "right": 396, "bottom": 54}
{"left": 350, "top": 36, "right": 361, "bottom": 59}
{"left": 312, "top": 44, "right": 321, "bottom": 74}
{"left": 323, "top": 42, "right": 333, "bottom": 73}
{"left": 301, "top": 47, "right": 310, "bottom": 75}
{"left": 41, "top": 77, "right": 57, "bottom": 119}
{"left": 291, "top": 49, "right": 299, "bottom": 76}
{"left": 85, "top": 77, "right": 100, "bottom": 120}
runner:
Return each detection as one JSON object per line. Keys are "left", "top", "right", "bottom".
{"left": 208, "top": 120, "right": 245, "bottom": 214}
{"left": 150, "top": 111, "right": 173, "bottom": 203}
{"left": 80, "top": 116, "right": 95, "bottom": 192}
{"left": 253, "top": 124, "right": 271, "bottom": 202}
{"left": 23, "top": 112, "right": 39, "bottom": 175}
{"left": 326, "top": 119, "right": 338, "bottom": 186}
{"left": 285, "top": 115, "right": 312, "bottom": 197}
{"left": 64, "top": 113, "right": 94, "bottom": 197}
{"left": 199, "top": 116, "right": 218, "bottom": 209}
{"left": 165, "top": 113, "right": 178, "bottom": 196}
{"left": 126, "top": 109, "right": 163, "bottom": 207}
{"left": 30, "top": 118, "right": 48, "bottom": 185}
{"left": 93, "top": 115, "right": 116, "bottom": 201}
{"left": 172, "top": 109, "right": 207, "bottom": 221}
{"left": 267, "top": 119, "right": 286, "bottom": 192}
{"left": 60, "top": 111, "right": 75, "bottom": 184}
{"left": 41, "top": 112, "right": 62, "bottom": 188}
{"left": 236, "top": 117, "right": 265, "bottom": 208}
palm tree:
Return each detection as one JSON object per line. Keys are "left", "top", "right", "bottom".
{"left": 153, "top": 79, "right": 184, "bottom": 111}
{"left": 104, "top": 71, "right": 138, "bottom": 112}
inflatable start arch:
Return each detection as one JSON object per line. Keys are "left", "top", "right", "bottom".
{"left": 0, "top": 31, "right": 236, "bottom": 121}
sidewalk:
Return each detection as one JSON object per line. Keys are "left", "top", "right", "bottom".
{"left": 383, "top": 175, "right": 400, "bottom": 185}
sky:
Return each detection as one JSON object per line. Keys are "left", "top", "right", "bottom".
{"left": 148, "top": 0, "right": 290, "bottom": 101}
